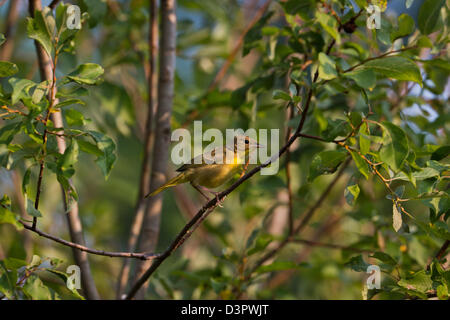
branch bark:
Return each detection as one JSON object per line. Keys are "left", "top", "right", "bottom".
{"left": 116, "top": 0, "right": 159, "bottom": 299}
{"left": 19, "top": 220, "right": 159, "bottom": 260}
{"left": 28, "top": 0, "right": 99, "bottom": 300}
{"left": 132, "top": 0, "right": 176, "bottom": 299}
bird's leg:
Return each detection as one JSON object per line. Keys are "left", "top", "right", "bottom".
{"left": 201, "top": 186, "right": 225, "bottom": 208}
{"left": 239, "top": 158, "right": 250, "bottom": 178}
{"left": 190, "top": 183, "right": 225, "bottom": 208}
{"left": 190, "top": 182, "right": 210, "bottom": 201}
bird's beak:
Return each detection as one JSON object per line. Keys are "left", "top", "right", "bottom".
{"left": 255, "top": 143, "right": 264, "bottom": 148}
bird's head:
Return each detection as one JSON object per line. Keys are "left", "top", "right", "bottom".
{"left": 233, "top": 135, "right": 263, "bottom": 154}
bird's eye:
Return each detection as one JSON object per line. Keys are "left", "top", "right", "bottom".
{"left": 245, "top": 139, "right": 249, "bottom": 144}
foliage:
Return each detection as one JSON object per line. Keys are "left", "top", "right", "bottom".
{"left": 0, "top": 0, "right": 449, "bottom": 300}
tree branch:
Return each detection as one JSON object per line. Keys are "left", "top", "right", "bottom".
{"left": 20, "top": 220, "right": 160, "bottom": 260}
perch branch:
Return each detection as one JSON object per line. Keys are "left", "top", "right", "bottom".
{"left": 20, "top": 220, "right": 159, "bottom": 260}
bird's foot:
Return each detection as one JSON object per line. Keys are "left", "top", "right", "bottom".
{"left": 207, "top": 190, "right": 225, "bottom": 208}
{"left": 214, "top": 193, "right": 225, "bottom": 208}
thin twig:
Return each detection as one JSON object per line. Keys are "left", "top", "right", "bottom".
{"left": 20, "top": 220, "right": 159, "bottom": 260}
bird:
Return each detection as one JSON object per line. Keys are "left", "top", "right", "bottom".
{"left": 145, "top": 135, "right": 262, "bottom": 203}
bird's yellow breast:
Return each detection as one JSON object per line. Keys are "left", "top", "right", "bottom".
{"left": 188, "top": 163, "right": 241, "bottom": 188}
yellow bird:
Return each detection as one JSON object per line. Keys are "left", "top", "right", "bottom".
{"left": 145, "top": 135, "right": 262, "bottom": 201}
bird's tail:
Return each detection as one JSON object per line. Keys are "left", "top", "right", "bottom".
{"left": 145, "top": 173, "right": 187, "bottom": 198}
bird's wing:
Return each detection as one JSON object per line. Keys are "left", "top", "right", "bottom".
{"left": 176, "top": 146, "right": 226, "bottom": 172}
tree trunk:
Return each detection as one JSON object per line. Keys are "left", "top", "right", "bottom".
{"left": 116, "top": 0, "right": 159, "bottom": 299}
{"left": 133, "top": 0, "right": 176, "bottom": 299}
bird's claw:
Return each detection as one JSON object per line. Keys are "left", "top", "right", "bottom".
{"left": 212, "top": 193, "right": 225, "bottom": 208}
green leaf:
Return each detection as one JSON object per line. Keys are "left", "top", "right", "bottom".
{"left": 22, "top": 167, "right": 32, "bottom": 195}
{"left": 22, "top": 275, "right": 52, "bottom": 300}
{"left": 343, "top": 68, "right": 376, "bottom": 89}
{"left": 345, "top": 184, "right": 360, "bottom": 206}
{"left": 345, "top": 255, "right": 369, "bottom": 272}
{"left": 406, "top": 0, "right": 414, "bottom": 9}
{"left": 398, "top": 270, "right": 433, "bottom": 293}
{"left": 66, "top": 63, "right": 104, "bottom": 85}
{"left": 8, "top": 78, "right": 36, "bottom": 104}
{"left": 247, "top": 233, "right": 273, "bottom": 256}
{"left": 348, "top": 112, "right": 363, "bottom": 129}
{"left": 322, "top": 119, "right": 351, "bottom": 142}
{"left": 0, "top": 261, "right": 17, "bottom": 299}
{"left": 431, "top": 145, "right": 450, "bottom": 161}
{"left": 58, "top": 140, "right": 79, "bottom": 178}
{"left": 45, "top": 269, "right": 85, "bottom": 300}
{"left": 0, "top": 61, "right": 19, "bottom": 77}
{"left": 349, "top": 150, "right": 369, "bottom": 180}
{"left": 0, "top": 33, "right": 5, "bottom": 46}
{"left": 0, "top": 206, "right": 23, "bottom": 230}
{"left": 65, "top": 109, "right": 86, "bottom": 126}
{"left": 87, "top": 131, "right": 116, "bottom": 179}
{"left": 417, "top": 35, "right": 433, "bottom": 48}
{"left": 370, "top": 252, "right": 397, "bottom": 266}
{"left": 272, "top": 89, "right": 291, "bottom": 101}
{"left": 55, "top": 99, "right": 85, "bottom": 109}
{"left": 437, "top": 284, "right": 448, "bottom": 300}
{"left": 316, "top": 11, "right": 340, "bottom": 44}
{"left": 0, "top": 122, "right": 20, "bottom": 145}
{"left": 359, "top": 122, "right": 371, "bottom": 155}
{"left": 308, "top": 150, "right": 347, "bottom": 181}
{"left": 26, "top": 199, "right": 42, "bottom": 218}
{"left": 3, "top": 258, "right": 27, "bottom": 270}
{"left": 391, "top": 167, "right": 439, "bottom": 182}
{"left": 31, "top": 80, "right": 49, "bottom": 104}
{"left": 26, "top": 11, "right": 53, "bottom": 57}
{"left": 379, "top": 122, "right": 409, "bottom": 172}
{"left": 318, "top": 53, "right": 337, "bottom": 80}
{"left": 359, "top": 56, "right": 422, "bottom": 86}
{"left": 76, "top": 139, "right": 103, "bottom": 157}
{"left": 393, "top": 203, "right": 402, "bottom": 232}
{"left": 418, "top": 0, "right": 445, "bottom": 35}
{"left": 391, "top": 14, "right": 415, "bottom": 42}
